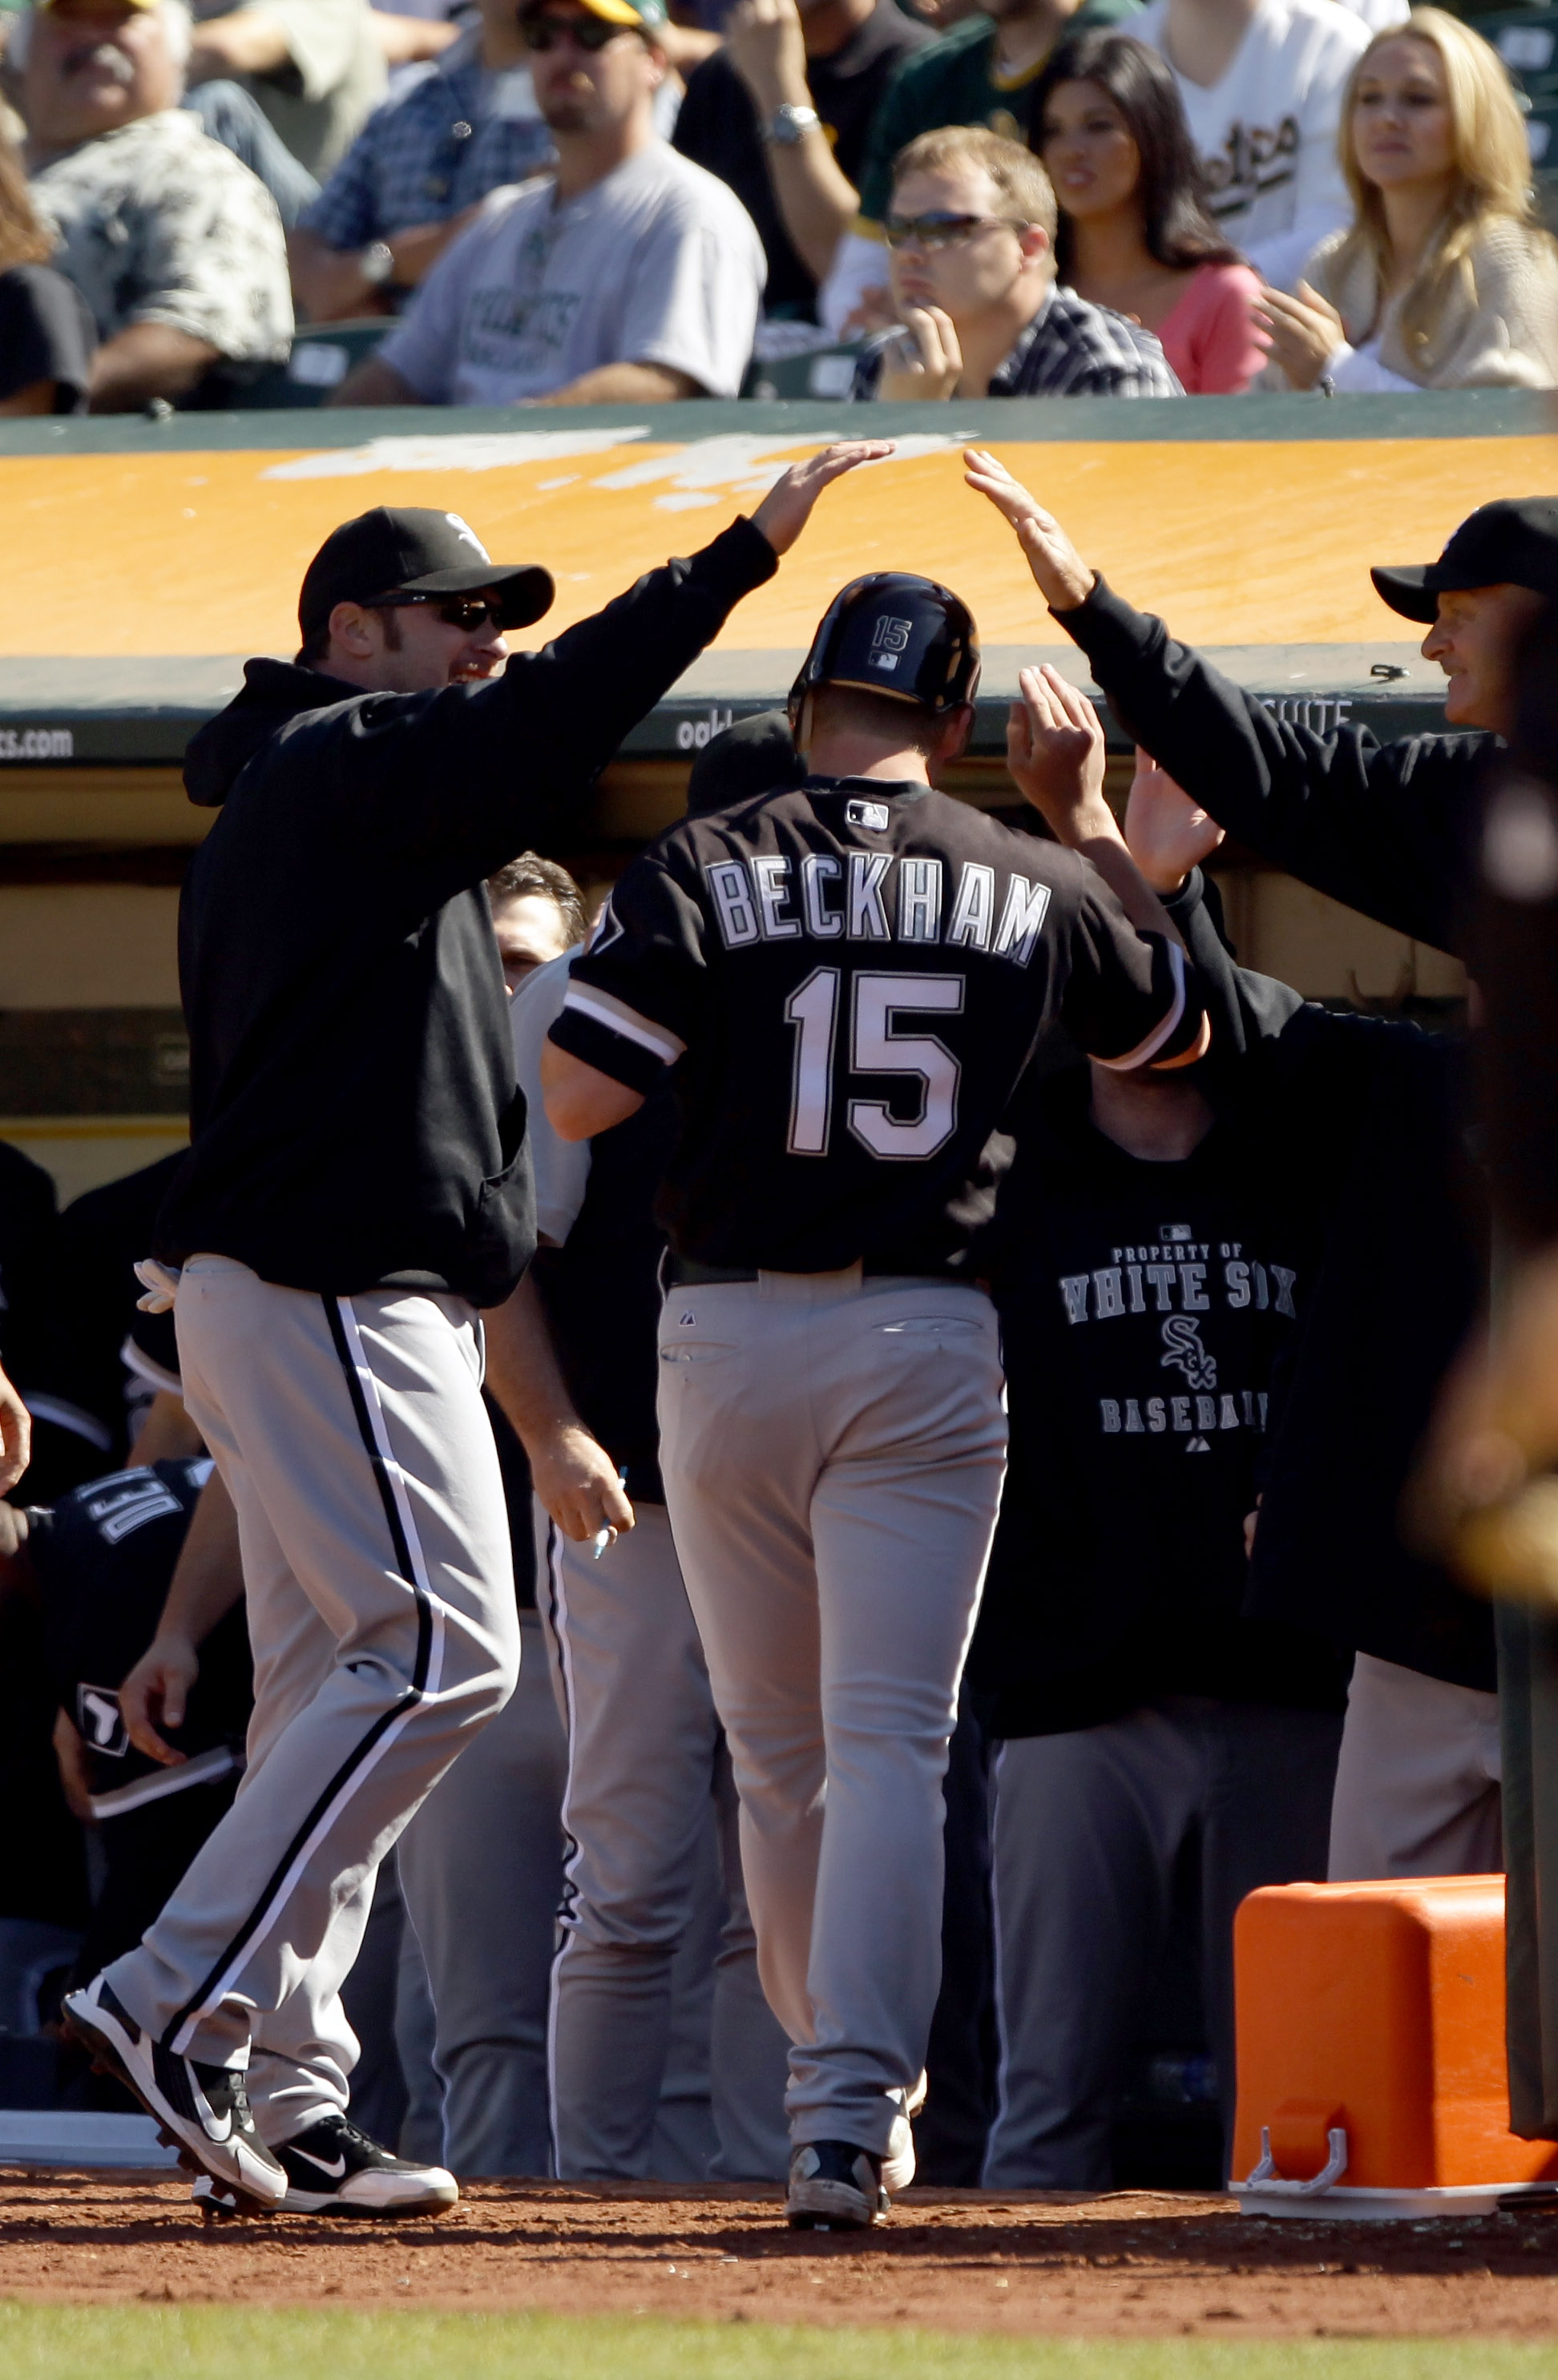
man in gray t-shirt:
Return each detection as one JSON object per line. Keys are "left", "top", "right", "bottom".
{"left": 336, "top": 0, "right": 765, "bottom": 407}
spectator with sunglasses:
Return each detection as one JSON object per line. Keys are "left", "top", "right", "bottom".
{"left": 850, "top": 124, "right": 1181, "bottom": 397}
{"left": 333, "top": 0, "right": 764, "bottom": 406}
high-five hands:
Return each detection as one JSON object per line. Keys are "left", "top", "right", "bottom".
{"left": 750, "top": 441, "right": 894, "bottom": 556}
{"left": 1124, "top": 751, "right": 1225, "bottom": 893}
{"left": 964, "top": 449, "right": 1095, "bottom": 613}
{"left": 1007, "top": 664, "right": 1108, "bottom": 838}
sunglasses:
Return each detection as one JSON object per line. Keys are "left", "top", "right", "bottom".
{"left": 522, "top": 15, "right": 632, "bottom": 52}
{"left": 882, "top": 212, "right": 1030, "bottom": 252}
{"left": 369, "top": 593, "right": 508, "bottom": 631}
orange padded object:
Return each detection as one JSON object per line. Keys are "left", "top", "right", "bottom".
{"left": 1231, "top": 1878, "right": 1558, "bottom": 2190}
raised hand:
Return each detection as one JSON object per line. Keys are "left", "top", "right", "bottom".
{"left": 963, "top": 449, "right": 1095, "bottom": 612}
{"left": 0, "top": 1361, "right": 30, "bottom": 1496}
{"left": 1124, "top": 750, "right": 1225, "bottom": 892}
{"left": 724, "top": 0, "right": 810, "bottom": 111}
{"left": 878, "top": 306, "right": 963, "bottom": 401}
{"left": 1006, "top": 663, "right": 1108, "bottom": 837}
{"left": 750, "top": 440, "right": 894, "bottom": 556}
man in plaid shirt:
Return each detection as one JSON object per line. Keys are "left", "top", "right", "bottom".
{"left": 851, "top": 125, "right": 1181, "bottom": 400}
{"left": 289, "top": 0, "right": 556, "bottom": 322}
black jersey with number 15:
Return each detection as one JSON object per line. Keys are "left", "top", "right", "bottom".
{"left": 549, "top": 777, "right": 1205, "bottom": 1277}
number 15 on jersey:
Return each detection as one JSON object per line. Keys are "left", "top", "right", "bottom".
{"left": 785, "top": 969, "right": 965, "bottom": 1163}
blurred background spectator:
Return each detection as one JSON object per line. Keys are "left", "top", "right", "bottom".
{"left": 15, "top": 0, "right": 292, "bottom": 409}
{"left": 185, "top": 0, "right": 385, "bottom": 180}
{"left": 1136, "top": 0, "right": 1372, "bottom": 289}
{"left": 290, "top": 0, "right": 555, "bottom": 322}
{"left": 1258, "top": 8, "right": 1558, "bottom": 391}
{"left": 333, "top": 0, "right": 761, "bottom": 405}
{"left": 0, "top": 112, "right": 95, "bottom": 407}
{"left": 852, "top": 124, "right": 1181, "bottom": 395}
{"left": 820, "top": 0, "right": 1142, "bottom": 336}
{"left": 1032, "top": 28, "right": 1265, "bottom": 389}
{"left": 672, "top": 0, "right": 929, "bottom": 322}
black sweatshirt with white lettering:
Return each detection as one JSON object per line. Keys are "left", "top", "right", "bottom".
{"left": 967, "top": 1063, "right": 1348, "bottom": 1737}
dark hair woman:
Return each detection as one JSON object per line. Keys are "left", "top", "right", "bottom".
{"left": 1031, "top": 29, "right": 1265, "bottom": 393}
{"left": 0, "top": 124, "right": 95, "bottom": 415}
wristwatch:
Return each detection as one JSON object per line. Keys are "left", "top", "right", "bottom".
{"left": 762, "top": 102, "right": 821, "bottom": 147}
{"left": 359, "top": 240, "right": 397, "bottom": 288}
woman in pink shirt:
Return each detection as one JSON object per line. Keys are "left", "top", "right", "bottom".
{"left": 1031, "top": 29, "right": 1266, "bottom": 394}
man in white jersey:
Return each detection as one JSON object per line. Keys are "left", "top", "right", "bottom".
{"left": 1136, "top": 0, "right": 1375, "bottom": 289}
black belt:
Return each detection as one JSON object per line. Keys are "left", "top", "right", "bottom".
{"left": 665, "top": 1257, "right": 953, "bottom": 1287}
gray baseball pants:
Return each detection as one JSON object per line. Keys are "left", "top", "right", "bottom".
{"left": 1327, "top": 1651, "right": 1502, "bottom": 1881}
{"left": 103, "top": 1257, "right": 519, "bottom": 2132}
{"left": 983, "top": 1699, "right": 1342, "bottom": 2190}
{"left": 657, "top": 1268, "right": 1007, "bottom": 2160}
{"left": 398, "top": 1609, "right": 567, "bottom": 2176}
{"left": 536, "top": 1497, "right": 791, "bottom": 2180}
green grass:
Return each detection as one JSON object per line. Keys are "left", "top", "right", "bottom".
{"left": 2, "top": 2305, "right": 1556, "bottom": 2380}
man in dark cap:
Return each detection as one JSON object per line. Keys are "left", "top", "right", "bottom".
{"left": 63, "top": 449, "right": 883, "bottom": 2216}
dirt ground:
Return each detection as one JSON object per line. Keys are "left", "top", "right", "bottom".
{"left": 8, "top": 2175, "right": 1558, "bottom": 2338}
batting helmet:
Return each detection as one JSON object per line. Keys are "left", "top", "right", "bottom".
{"left": 788, "top": 574, "right": 981, "bottom": 733}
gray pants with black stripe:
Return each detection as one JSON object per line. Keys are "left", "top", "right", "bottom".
{"left": 102, "top": 1257, "right": 519, "bottom": 2137}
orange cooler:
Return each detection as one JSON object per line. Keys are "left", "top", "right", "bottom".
{"left": 1231, "top": 1878, "right": 1558, "bottom": 2218}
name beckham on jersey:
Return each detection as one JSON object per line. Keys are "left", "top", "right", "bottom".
{"left": 699, "top": 850, "right": 1055, "bottom": 966}
{"left": 1060, "top": 1236, "right": 1298, "bottom": 1448}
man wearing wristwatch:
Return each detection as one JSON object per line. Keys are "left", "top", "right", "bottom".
{"left": 672, "top": 0, "right": 930, "bottom": 321}
{"left": 289, "top": 0, "right": 557, "bottom": 325}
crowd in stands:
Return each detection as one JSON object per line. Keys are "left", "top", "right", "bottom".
{"left": 2, "top": 0, "right": 1556, "bottom": 413}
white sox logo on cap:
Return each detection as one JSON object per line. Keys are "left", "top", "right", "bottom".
{"left": 444, "top": 514, "right": 491, "bottom": 562}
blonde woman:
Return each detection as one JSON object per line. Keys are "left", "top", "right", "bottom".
{"left": 1257, "top": 7, "right": 1558, "bottom": 392}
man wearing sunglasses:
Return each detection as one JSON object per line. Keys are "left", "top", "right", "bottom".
{"left": 63, "top": 450, "right": 885, "bottom": 2213}
{"left": 850, "top": 124, "right": 1180, "bottom": 399}
{"left": 334, "top": 0, "right": 765, "bottom": 409}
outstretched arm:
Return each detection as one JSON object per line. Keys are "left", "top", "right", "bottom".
{"left": 964, "top": 446, "right": 1470, "bottom": 954}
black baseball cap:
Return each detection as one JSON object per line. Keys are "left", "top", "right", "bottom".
{"left": 298, "top": 506, "right": 555, "bottom": 641}
{"left": 789, "top": 573, "right": 981, "bottom": 731}
{"left": 1371, "top": 498, "right": 1558, "bottom": 623}
{"left": 686, "top": 710, "right": 803, "bottom": 817}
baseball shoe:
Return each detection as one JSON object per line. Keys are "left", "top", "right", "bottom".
{"left": 882, "top": 2071, "right": 928, "bottom": 2196}
{"left": 62, "top": 1974, "right": 286, "bottom": 2212}
{"left": 786, "top": 2140, "right": 889, "bottom": 2230}
{"left": 192, "top": 2112, "right": 458, "bottom": 2218}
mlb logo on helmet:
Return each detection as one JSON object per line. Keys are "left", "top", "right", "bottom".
{"left": 870, "top": 616, "right": 914, "bottom": 673}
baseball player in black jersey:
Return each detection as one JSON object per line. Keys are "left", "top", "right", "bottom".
{"left": 543, "top": 547, "right": 1209, "bottom": 2229}
{"left": 63, "top": 443, "right": 887, "bottom": 2216}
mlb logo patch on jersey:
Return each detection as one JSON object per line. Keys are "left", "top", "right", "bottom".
{"left": 846, "top": 799, "right": 890, "bottom": 832}
{"left": 1160, "top": 1223, "right": 1195, "bottom": 1243}
{"left": 78, "top": 1683, "right": 128, "bottom": 1758}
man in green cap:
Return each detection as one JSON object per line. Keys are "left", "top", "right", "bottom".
{"left": 337, "top": 0, "right": 766, "bottom": 407}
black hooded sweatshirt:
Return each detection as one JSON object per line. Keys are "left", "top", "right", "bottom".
{"left": 154, "top": 518, "right": 776, "bottom": 1307}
